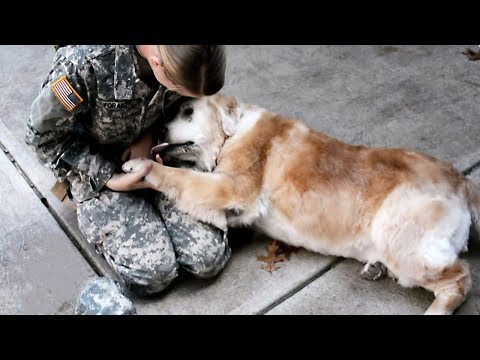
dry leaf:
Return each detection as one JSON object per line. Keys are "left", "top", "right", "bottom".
{"left": 256, "top": 240, "right": 299, "bottom": 273}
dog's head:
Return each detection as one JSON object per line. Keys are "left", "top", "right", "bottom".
{"left": 157, "top": 94, "right": 241, "bottom": 172}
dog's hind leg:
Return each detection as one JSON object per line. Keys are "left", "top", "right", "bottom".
{"left": 422, "top": 260, "right": 471, "bottom": 315}
{"left": 372, "top": 188, "right": 473, "bottom": 315}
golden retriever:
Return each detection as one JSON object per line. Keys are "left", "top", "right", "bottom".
{"left": 123, "top": 94, "right": 480, "bottom": 315}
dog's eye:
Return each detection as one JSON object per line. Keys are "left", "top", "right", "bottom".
{"left": 183, "top": 107, "right": 194, "bottom": 117}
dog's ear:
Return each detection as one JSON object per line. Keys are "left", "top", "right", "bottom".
{"left": 211, "top": 94, "right": 239, "bottom": 137}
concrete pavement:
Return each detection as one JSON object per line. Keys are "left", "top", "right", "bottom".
{"left": 1, "top": 45, "right": 479, "bottom": 314}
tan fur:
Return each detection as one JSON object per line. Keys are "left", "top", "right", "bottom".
{"left": 123, "top": 94, "right": 480, "bottom": 314}
{"left": 422, "top": 260, "right": 471, "bottom": 315}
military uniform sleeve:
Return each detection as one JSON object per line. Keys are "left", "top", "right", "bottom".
{"left": 25, "top": 51, "right": 117, "bottom": 203}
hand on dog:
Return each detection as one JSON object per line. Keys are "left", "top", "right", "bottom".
{"left": 106, "top": 160, "right": 153, "bottom": 191}
{"left": 121, "top": 131, "right": 154, "bottom": 162}
{"left": 154, "top": 154, "right": 163, "bottom": 164}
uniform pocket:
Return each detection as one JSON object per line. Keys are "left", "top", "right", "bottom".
{"left": 90, "top": 98, "right": 145, "bottom": 144}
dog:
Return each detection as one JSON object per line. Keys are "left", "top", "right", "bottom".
{"left": 123, "top": 94, "right": 480, "bottom": 315}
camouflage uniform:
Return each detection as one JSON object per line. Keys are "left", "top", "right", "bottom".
{"left": 75, "top": 277, "right": 137, "bottom": 315}
{"left": 26, "top": 45, "right": 231, "bottom": 302}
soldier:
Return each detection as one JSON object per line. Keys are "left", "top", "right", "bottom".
{"left": 26, "top": 45, "right": 231, "bottom": 314}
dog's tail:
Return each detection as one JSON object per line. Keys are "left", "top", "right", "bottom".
{"left": 464, "top": 179, "right": 480, "bottom": 236}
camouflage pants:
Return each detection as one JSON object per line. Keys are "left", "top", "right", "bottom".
{"left": 77, "top": 190, "right": 231, "bottom": 295}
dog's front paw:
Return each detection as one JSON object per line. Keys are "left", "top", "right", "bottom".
{"left": 361, "top": 262, "right": 388, "bottom": 281}
{"left": 122, "top": 159, "right": 152, "bottom": 174}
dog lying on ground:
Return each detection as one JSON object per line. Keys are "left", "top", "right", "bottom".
{"left": 123, "top": 94, "right": 480, "bottom": 315}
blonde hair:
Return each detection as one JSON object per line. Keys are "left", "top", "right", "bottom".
{"left": 158, "top": 45, "right": 226, "bottom": 96}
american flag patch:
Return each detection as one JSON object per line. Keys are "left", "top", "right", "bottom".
{"left": 51, "top": 75, "right": 84, "bottom": 111}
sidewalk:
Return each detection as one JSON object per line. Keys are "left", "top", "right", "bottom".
{"left": 1, "top": 45, "right": 479, "bottom": 314}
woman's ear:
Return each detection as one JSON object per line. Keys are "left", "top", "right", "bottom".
{"left": 148, "top": 55, "right": 162, "bottom": 69}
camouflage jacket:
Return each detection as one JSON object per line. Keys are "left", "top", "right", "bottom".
{"left": 25, "top": 45, "right": 185, "bottom": 202}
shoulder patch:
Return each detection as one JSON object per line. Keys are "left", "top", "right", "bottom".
{"left": 51, "top": 75, "right": 84, "bottom": 112}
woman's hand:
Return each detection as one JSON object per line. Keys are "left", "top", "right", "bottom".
{"left": 106, "top": 131, "right": 165, "bottom": 192}
{"left": 121, "top": 131, "right": 154, "bottom": 162}
{"left": 154, "top": 154, "right": 163, "bottom": 164}
{"left": 105, "top": 161, "right": 153, "bottom": 191}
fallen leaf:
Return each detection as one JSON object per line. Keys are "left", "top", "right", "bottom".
{"left": 257, "top": 240, "right": 299, "bottom": 273}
